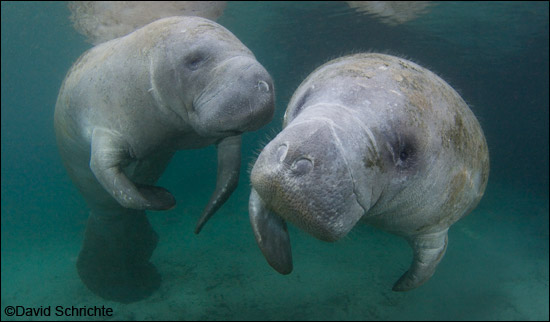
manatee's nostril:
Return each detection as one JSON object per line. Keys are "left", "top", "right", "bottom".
{"left": 291, "top": 158, "right": 313, "bottom": 176}
{"left": 257, "top": 80, "right": 270, "bottom": 93}
{"left": 276, "top": 144, "right": 288, "bottom": 163}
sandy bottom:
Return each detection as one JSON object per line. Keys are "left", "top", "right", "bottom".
{"left": 1, "top": 182, "right": 548, "bottom": 321}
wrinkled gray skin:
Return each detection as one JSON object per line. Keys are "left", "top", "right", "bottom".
{"left": 55, "top": 16, "right": 274, "bottom": 302}
{"left": 250, "top": 53, "right": 489, "bottom": 291}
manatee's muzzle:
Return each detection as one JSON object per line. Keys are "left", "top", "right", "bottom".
{"left": 218, "top": 57, "right": 274, "bottom": 128}
{"left": 249, "top": 119, "right": 365, "bottom": 275}
{"left": 192, "top": 56, "right": 275, "bottom": 137}
{"left": 251, "top": 120, "right": 362, "bottom": 240}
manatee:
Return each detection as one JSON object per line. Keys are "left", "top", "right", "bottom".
{"left": 54, "top": 16, "right": 274, "bottom": 302}
{"left": 249, "top": 53, "right": 489, "bottom": 291}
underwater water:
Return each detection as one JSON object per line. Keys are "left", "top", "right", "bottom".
{"left": 1, "top": 1, "right": 548, "bottom": 320}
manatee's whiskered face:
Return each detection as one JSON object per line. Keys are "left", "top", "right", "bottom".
{"left": 191, "top": 55, "right": 275, "bottom": 136}
{"left": 251, "top": 120, "right": 365, "bottom": 241}
{"left": 151, "top": 19, "right": 274, "bottom": 138}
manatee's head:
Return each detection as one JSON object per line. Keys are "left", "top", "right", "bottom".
{"left": 149, "top": 17, "right": 274, "bottom": 138}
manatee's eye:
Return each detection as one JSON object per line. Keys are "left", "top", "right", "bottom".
{"left": 384, "top": 132, "right": 417, "bottom": 170}
{"left": 382, "top": 128, "right": 419, "bottom": 172}
{"left": 395, "top": 141, "right": 416, "bottom": 169}
{"left": 186, "top": 52, "right": 207, "bottom": 71}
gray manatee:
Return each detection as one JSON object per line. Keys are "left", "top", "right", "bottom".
{"left": 55, "top": 16, "right": 274, "bottom": 302}
{"left": 249, "top": 53, "right": 489, "bottom": 291}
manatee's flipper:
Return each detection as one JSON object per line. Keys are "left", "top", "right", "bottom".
{"left": 249, "top": 188, "right": 293, "bottom": 274}
{"left": 76, "top": 209, "right": 161, "bottom": 303}
{"left": 194, "top": 135, "right": 241, "bottom": 233}
{"left": 392, "top": 229, "right": 449, "bottom": 291}
{"left": 90, "top": 127, "right": 175, "bottom": 210}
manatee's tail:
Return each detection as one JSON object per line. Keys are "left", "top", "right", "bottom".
{"left": 392, "top": 229, "right": 448, "bottom": 291}
{"left": 76, "top": 208, "right": 160, "bottom": 303}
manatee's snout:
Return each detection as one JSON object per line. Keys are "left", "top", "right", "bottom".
{"left": 244, "top": 72, "right": 274, "bottom": 131}
{"left": 196, "top": 56, "right": 274, "bottom": 136}
{"left": 229, "top": 57, "right": 275, "bottom": 126}
{"left": 274, "top": 143, "right": 314, "bottom": 176}
{"left": 251, "top": 120, "right": 363, "bottom": 241}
